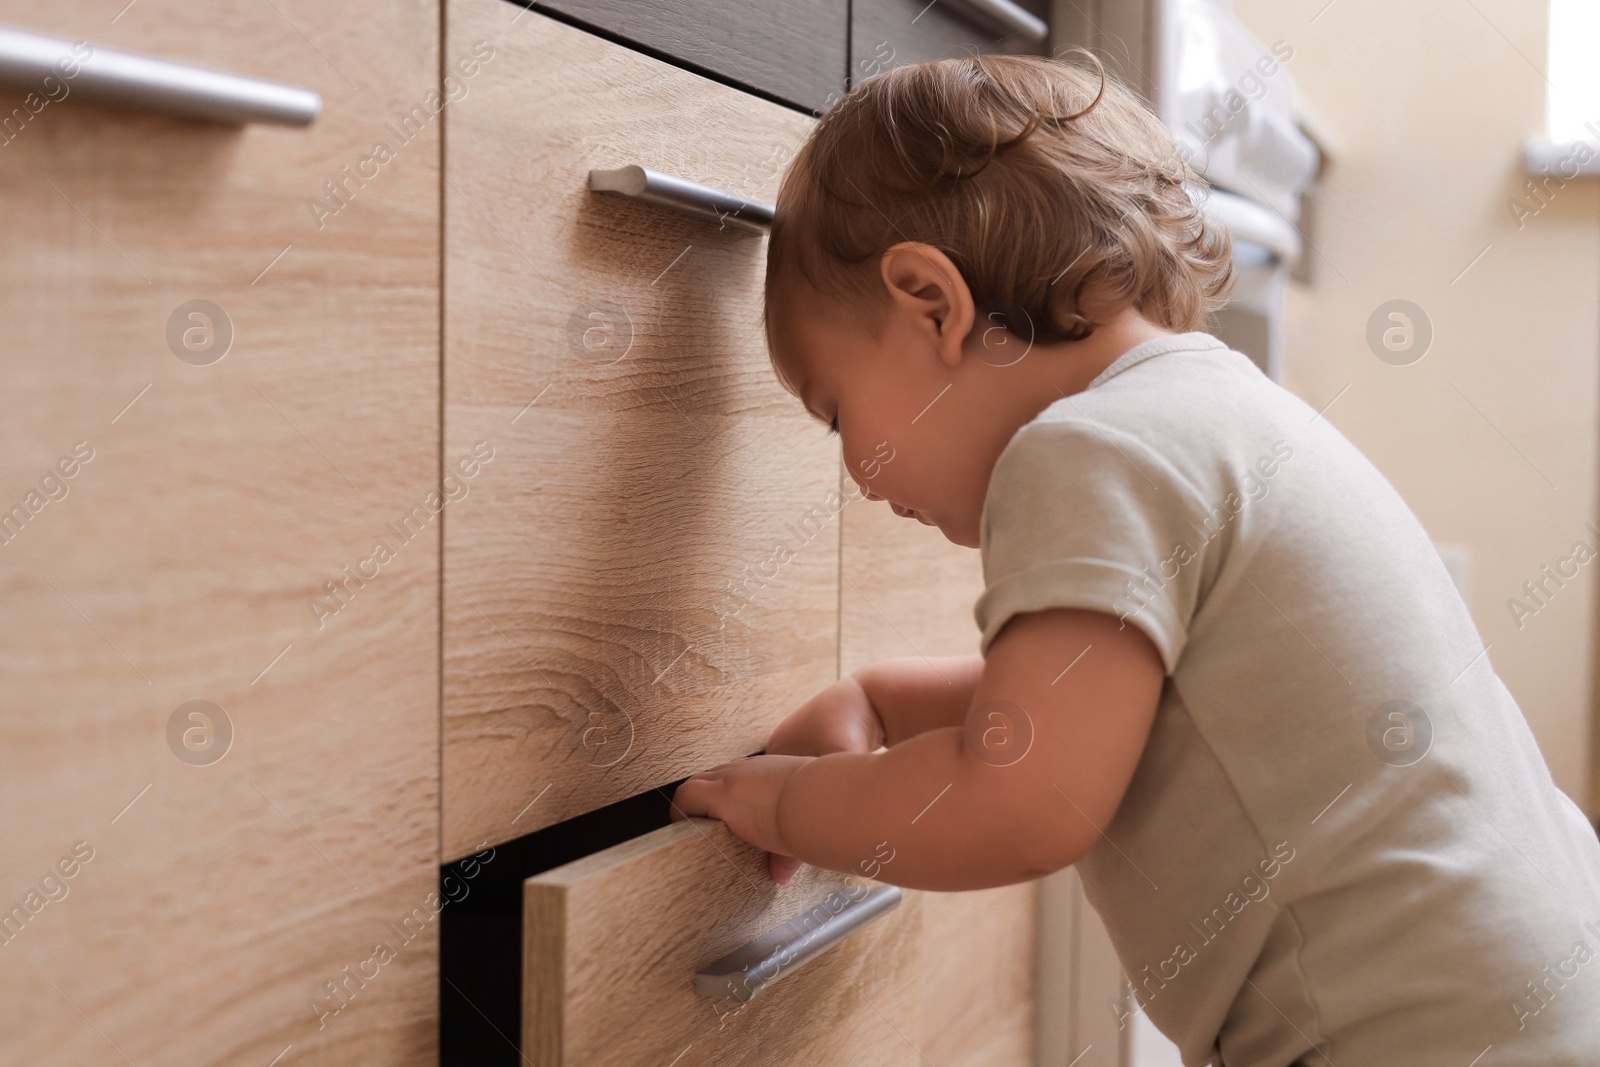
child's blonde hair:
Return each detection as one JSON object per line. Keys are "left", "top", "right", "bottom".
{"left": 764, "top": 53, "right": 1234, "bottom": 351}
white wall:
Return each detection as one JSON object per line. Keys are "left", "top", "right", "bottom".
{"left": 1234, "top": 0, "right": 1600, "bottom": 812}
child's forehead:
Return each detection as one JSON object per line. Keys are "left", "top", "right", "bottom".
{"left": 766, "top": 324, "right": 810, "bottom": 398}
{"left": 764, "top": 270, "right": 880, "bottom": 395}
{"left": 764, "top": 283, "right": 822, "bottom": 387}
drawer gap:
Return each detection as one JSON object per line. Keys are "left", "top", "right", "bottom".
{"left": 439, "top": 769, "right": 705, "bottom": 1065}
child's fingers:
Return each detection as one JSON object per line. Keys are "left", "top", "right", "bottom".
{"left": 700, "top": 756, "right": 751, "bottom": 773}
{"left": 768, "top": 852, "right": 802, "bottom": 885}
{"left": 668, "top": 775, "right": 718, "bottom": 821}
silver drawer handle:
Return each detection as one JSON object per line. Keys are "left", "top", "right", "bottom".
{"left": 943, "top": 0, "right": 1048, "bottom": 42}
{"left": 694, "top": 884, "right": 902, "bottom": 1002}
{"left": 588, "top": 165, "right": 774, "bottom": 234}
{"left": 0, "top": 27, "right": 320, "bottom": 126}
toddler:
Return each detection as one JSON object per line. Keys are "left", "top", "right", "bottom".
{"left": 671, "top": 54, "right": 1600, "bottom": 1066}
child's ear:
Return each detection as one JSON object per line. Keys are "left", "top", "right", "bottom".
{"left": 879, "top": 242, "right": 975, "bottom": 369}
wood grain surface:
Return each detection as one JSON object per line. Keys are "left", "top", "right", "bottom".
{"left": 0, "top": 1, "right": 441, "bottom": 1063}
{"left": 525, "top": 817, "right": 923, "bottom": 1065}
{"left": 442, "top": 2, "right": 839, "bottom": 859}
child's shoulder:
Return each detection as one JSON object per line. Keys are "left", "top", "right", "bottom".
{"left": 1043, "top": 332, "right": 1282, "bottom": 431}
{"left": 995, "top": 333, "right": 1287, "bottom": 495}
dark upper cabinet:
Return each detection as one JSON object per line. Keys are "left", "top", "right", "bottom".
{"left": 850, "top": 0, "right": 1051, "bottom": 83}
{"left": 531, "top": 0, "right": 849, "bottom": 112}
{"left": 528, "top": 0, "right": 1051, "bottom": 116}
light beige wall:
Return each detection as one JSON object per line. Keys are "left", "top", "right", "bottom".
{"left": 1233, "top": 0, "right": 1600, "bottom": 811}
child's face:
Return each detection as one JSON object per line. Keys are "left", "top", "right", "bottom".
{"left": 769, "top": 276, "right": 1016, "bottom": 550}
{"left": 769, "top": 245, "right": 1174, "bottom": 551}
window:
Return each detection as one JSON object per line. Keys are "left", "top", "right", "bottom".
{"left": 1546, "top": 0, "right": 1600, "bottom": 144}
{"left": 1525, "top": 0, "right": 1599, "bottom": 175}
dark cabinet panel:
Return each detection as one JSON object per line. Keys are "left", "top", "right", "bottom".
{"left": 531, "top": 0, "right": 848, "bottom": 112}
{"left": 851, "top": 0, "right": 1050, "bottom": 82}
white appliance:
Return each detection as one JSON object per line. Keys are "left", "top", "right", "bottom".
{"left": 1199, "top": 187, "right": 1302, "bottom": 383}
{"left": 1160, "top": 0, "right": 1320, "bottom": 218}
{"left": 1158, "top": 0, "right": 1321, "bottom": 385}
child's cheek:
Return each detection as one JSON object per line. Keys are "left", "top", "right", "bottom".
{"left": 853, "top": 438, "right": 897, "bottom": 481}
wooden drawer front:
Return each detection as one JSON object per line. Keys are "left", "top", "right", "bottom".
{"left": 443, "top": 1, "right": 838, "bottom": 858}
{"left": 525, "top": 818, "right": 921, "bottom": 1065}
{"left": 536, "top": 0, "right": 848, "bottom": 113}
{"left": 851, "top": 0, "right": 1050, "bottom": 81}
{"left": 840, "top": 487, "right": 1037, "bottom": 1065}
{"left": 0, "top": 2, "right": 439, "bottom": 1063}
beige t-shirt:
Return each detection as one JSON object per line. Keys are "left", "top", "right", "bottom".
{"left": 974, "top": 331, "right": 1600, "bottom": 1066}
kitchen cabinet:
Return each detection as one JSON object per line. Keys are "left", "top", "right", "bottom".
{"left": 442, "top": 0, "right": 838, "bottom": 861}
{"left": 0, "top": 0, "right": 1097, "bottom": 1064}
{"left": 0, "top": 1, "right": 441, "bottom": 1063}
{"left": 445, "top": 9, "right": 1037, "bottom": 1062}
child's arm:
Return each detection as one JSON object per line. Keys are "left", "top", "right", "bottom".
{"left": 856, "top": 655, "right": 986, "bottom": 746}
{"left": 765, "top": 655, "right": 985, "bottom": 757}
{"left": 773, "top": 607, "right": 1163, "bottom": 891}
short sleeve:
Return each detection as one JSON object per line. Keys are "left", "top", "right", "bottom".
{"left": 973, "top": 417, "right": 1215, "bottom": 674}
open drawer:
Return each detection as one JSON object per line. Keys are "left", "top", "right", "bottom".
{"left": 523, "top": 817, "right": 922, "bottom": 1064}
{"left": 442, "top": 786, "right": 1035, "bottom": 1064}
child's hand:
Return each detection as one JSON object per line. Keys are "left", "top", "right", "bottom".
{"left": 669, "top": 754, "right": 813, "bottom": 884}
{"left": 765, "top": 676, "right": 885, "bottom": 758}
{"left": 755, "top": 678, "right": 882, "bottom": 884}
